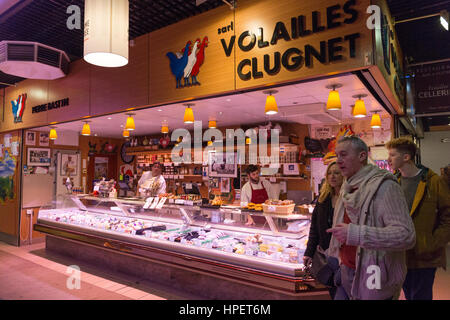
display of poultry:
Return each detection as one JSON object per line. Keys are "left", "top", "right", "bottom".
{"left": 183, "top": 40, "right": 200, "bottom": 86}
{"left": 166, "top": 42, "right": 191, "bottom": 88}
{"left": 190, "top": 36, "right": 209, "bottom": 85}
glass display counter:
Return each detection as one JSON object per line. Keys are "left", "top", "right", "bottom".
{"left": 35, "top": 195, "right": 326, "bottom": 298}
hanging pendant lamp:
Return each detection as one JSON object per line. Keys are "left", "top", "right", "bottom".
{"left": 208, "top": 120, "right": 217, "bottom": 129}
{"left": 83, "top": 0, "right": 129, "bottom": 67}
{"left": 122, "top": 129, "right": 130, "bottom": 138}
{"left": 125, "top": 113, "right": 135, "bottom": 131}
{"left": 161, "top": 122, "right": 169, "bottom": 134}
{"left": 81, "top": 121, "right": 91, "bottom": 136}
{"left": 326, "top": 84, "right": 343, "bottom": 110}
{"left": 352, "top": 94, "right": 368, "bottom": 118}
{"left": 49, "top": 127, "right": 58, "bottom": 140}
{"left": 183, "top": 103, "right": 195, "bottom": 124}
{"left": 263, "top": 90, "right": 278, "bottom": 115}
{"left": 370, "top": 111, "right": 382, "bottom": 128}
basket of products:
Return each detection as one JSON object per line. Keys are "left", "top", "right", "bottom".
{"left": 262, "top": 199, "right": 295, "bottom": 215}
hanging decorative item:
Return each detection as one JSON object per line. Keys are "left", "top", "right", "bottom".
{"left": 122, "top": 129, "right": 130, "bottom": 138}
{"left": 370, "top": 111, "right": 382, "bottom": 128}
{"left": 183, "top": 103, "right": 195, "bottom": 123}
{"left": 81, "top": 121, "right": 91, "bottom": 136}
{"left": 83, "top": 0, "right": 129, "bottom": 67}
{"left": 49, "top": 127, "right": 58, "bottom": 140}
{"left": 208, "top": 120, "right": 217, "bottom": 129}
{"left": 125, "top": 113, "right": 136, "bottom": 131}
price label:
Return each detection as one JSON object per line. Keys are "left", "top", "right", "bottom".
{"left": 268, "top": 205, "right": 276, "bottom": 212}
{"left": 185, "top": 200, "right": 194, "bottom": 206}
{"left": 93, "top": 186, "right": 100, "bottom": 192}
{"left": 179, "top": 175, "right": 184, "bottom": 179}
{"left": 156, "top": 197, "right": 167, "bottom": 209}
{"left": 143, "top": 197, "right": 154, "bottom": 209}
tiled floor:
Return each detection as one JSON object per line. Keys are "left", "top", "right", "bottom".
{"left": 0, "top": 241, "right": 449, "bottom": 300}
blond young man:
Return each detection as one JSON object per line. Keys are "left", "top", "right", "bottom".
{"left": 386, "top": 137, "right": 450, "bottom": 300}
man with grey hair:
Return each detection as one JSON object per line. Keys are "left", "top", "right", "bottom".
{"left": 327, "top": 135, "right": 416, "bottom": 300}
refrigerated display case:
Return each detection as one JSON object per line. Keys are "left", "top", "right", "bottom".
{"left": 34, "top": 195, "right": 327, "bottom": 299}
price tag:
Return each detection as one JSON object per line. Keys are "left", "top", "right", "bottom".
{"left": 185, "top": 200, "right": 194, "bottom": 206}
{"left": 173, "top": 175, "right": 179, "bottom": 179}
{"left": 150, "top": 197, "right": 160, "bottom": 209}
{"left": 269, "top": 177, "right": 276, "bottom": 183}
{"left": 93, "top": 186, "right": 100, "bottom": 192}
{"left": 156, "top": 197, "right": 167, "bottom": 209}
{"left": 179, "top": 175, "right": 184, "bottom": 179}
{"left": 175, "top": 199, "right": 185, "bottom": 205}
{"left": 143, "top": 197, "right": 154, "bottom": 209}
{"left": 185, "top": 183, "right": 192, "bottom": 189}
{"left": 268, "top": 205, "right": 276, "bottom": 212}
{"left": 169, "top": 175, "right": 174, "bottom": 179}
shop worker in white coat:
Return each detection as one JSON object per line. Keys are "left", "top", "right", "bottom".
{"left": 241, "top": 165, "right": 278, "bottom": 225}
{"left": 138, "top": 162, "right": 166, "bottom": 197}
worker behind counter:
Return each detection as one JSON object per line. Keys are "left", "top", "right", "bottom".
{"left": 241, "top": 165, "right": 279, "bottom": 225}
{"left": 138, "top": 162, "right": 167, "bottom": 198}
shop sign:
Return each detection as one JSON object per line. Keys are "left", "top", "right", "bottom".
{"left": 222, "top": 0, "right": 361, "bottom": 81}
{"left": 166, "top": 36, "right": 209, "bottom": 89}
{"left": 32, "top": 97, "right": 70, "bottom": 114}
{"left": 413, "top": 61, "right": 450, "bottom": 114}
{"left": 314, "top": 127, "right": 332, "bottom": 139}
{"left": 11, "top": 94, "right": 26, "bottom": 123}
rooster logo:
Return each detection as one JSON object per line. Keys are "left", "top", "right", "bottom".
{"left": 11, "top": 94, "right": 27, "bottom": 123}
{"left": 166, "top": 36, "right": 209, "bottom": 88}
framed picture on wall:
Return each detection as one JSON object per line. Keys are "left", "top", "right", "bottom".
{"left": 25, "top": 131, "right": 36, "bottom": 146}
{"left": 39, "top": 132, "right": 49, "bottom": 147}
{"left": 208, "top": 151, "right": 237, "bottom": 178}
{"left": 61, "top": 154, "right": 78, "bottom": 176}
{"left": 27, "top": 148, "right": 51, "bottom": 166}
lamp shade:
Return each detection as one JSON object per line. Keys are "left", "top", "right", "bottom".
{"left": 326, "top": 89, "right": 341, "bottom": 110}
{"left": 208, "top": 120, "right": 217, "bottom": 128}
{"left": 83, "top": 0, "right": 129, "bottom": 67}
{"left": 370, "top": 113, "right": 382, "bottom": 128}
{"left": 207, "top": 141, "right": 213, "bottom": 146}
{"left": 265, "top": 95, "right": 278, "bottom": 115}
{"left": 125, "top": 115, "right": 135, "bottom": 131}
{"left": 49, "top": 128, "right": 57, "bottom": 140}
{"left": 122, "top": 129, "right": 130, "bottom": 138}
{"left": 184, "top": 107, "right": 194, "bottom": 123}
{"left": 353, "top": 99, "right": 367, "bottom": 118}
{"left": 161, "top": 125, "right": 169, "bottom": 134}
{"left": 246, "top": 137, "right": 251, "bottom": 145}
{"left": 81, "top": 122, "right": 91, "bottom": 136}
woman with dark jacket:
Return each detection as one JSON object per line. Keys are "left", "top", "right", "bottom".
{"left": 303, "top": 161, "right": 343, "bottom": 299}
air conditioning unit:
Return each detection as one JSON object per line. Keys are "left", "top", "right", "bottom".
{"left": 279, "top": 103, "right": 342, "bottom": 124}
{"left": 0, "top": 41, "right": 70, "bottom": 80}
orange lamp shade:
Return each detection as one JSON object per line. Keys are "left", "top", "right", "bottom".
{"left": 326, "top": 90, "right": 341, "bottom": 110}
{"left": 161, "top": 125, "right": 169, "bottom": 134}
{"left": 122, "top": 129, "right": 130, "bottom": 138}
{"left": 265, "top": 95, "right": 278, "bottom": 115}
{"left": 246, "top": 137, "right": 251, "bottom": 145}
{"left": 184, "top": 107, "right": 194, "bottom": 123}
{"left": 353, "top": 99, "right": 367, "bottom": 118}
{"left": 125, "top": 115, "right": 135, "bottom": 131}
{"left": 208, "top": 120, "right": 217, "bottom": 129}
{"left": 207, "top": 141, "right": 213, "bottom": 146}
{"left": 371, "top": 113, "right": 382, "bottom": 128}
{"left": 81, "top": 123, "right": 91, "bottom": 136}
{"left": 49, "top": 128, "right": 57, "bottom": 140}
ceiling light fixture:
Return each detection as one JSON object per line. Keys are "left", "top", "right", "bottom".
{"left": 370, "top": 110, "right": 382, "bottom": 128}
{"left": 263, "top": 90, "right": 278, "bottom": 115}
{"left": 183, "top": 103, "right": 195, "bottom": 124}
{"left": 49, "top": 127, "right": 58, "bottom": 140}
{"left": 161, "top": 122, "right": 169, "bottom": 134}
{"left": 83, "top": 0, "right": 129, "bottom": 67}
{"left": 352, "top": 94, "right": 368, "bottom": 118}
{"left": 125, "top": 113, "right": 135, "bottom": 131}
{"left": 208, "top": 120, "right": 217, "bottom": 129}
{"left": 325, "top": 84, "right": 343, "bottom": 110}
{"left": 441, "top": 10, "right": 449, "bottom": 31}
{"left": 122, "top": 129, "right": 130, "bottom": 138}
{"left": 81, "top": 121, "right": 91, "bottom": 136}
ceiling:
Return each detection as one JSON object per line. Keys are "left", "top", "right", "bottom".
{"left": 33, "top": 74, "right": 389, "bottom": 138}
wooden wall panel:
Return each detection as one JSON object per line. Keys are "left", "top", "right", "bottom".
{"left": 0, "top": 130, "right": 22, "bottom": 244}
{"left": 148, "top": 5, "right": 235, "bottom": 106}
{"left": 234, "top": 0, "right": 372, "bottom": 90}
{"left": 90, "top": 34, "right": 149, "bottom": 116}
{"left": 2, "top": 80, "right": 49, "bottom": 132}
{"left": 47, "top": 59, "right": 91, "bottom": 124}
{"left": 20, "top": 207, "right": 44, "bottom": 245}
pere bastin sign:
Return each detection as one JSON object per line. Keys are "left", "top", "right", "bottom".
{"left": 221, "top": 0, "right": 361, "bottom": 81}
{"left": 32, "top": 98, "right": 70, "bottom": 114}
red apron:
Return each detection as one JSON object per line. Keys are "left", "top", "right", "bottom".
{"left": 250, "top": 182, "right": 269, "bottom": 204}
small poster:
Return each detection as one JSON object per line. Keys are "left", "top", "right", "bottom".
{"left": 314, "top": 126, "right": 332, "bottom": 139}
{"left": 220, "top": 178, "right": 230, "bottom": 193}
{"left": 4, "top": 134, "right": 11, "bottom": 148}
{"left": 61, "top": 154, "right": 78, "bottom": 176}
{"left": 11, "top": 141, "right": 19, "bottom": 156}
{"left": 39, "top": 132, "right": 49, "bottom": 147}
{"left": 27, "top": 148, "right": 51, "bottom": 166}
{"left": 25, "top": 131, "right": 36, "bottom": 146}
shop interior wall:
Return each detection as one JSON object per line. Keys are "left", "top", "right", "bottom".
{"left": 19, "top": 131, "right": 126, "bottom": 245}
{"left": 0, "top": 130, "right": 22, "bottom": 245}
{"left": 419, "top": 131, "right": 450, "bottom": 175}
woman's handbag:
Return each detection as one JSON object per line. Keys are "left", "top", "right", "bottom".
{"left": 311, "top": 245, "right": 339, "bottom": 286}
